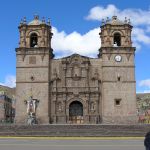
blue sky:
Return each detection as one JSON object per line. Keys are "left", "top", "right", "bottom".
{"left": 0, "top": 0, "right": 150, "bottom": 93}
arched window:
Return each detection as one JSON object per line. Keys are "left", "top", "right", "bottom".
{"left": 114, "top": 33, "right": 121, "bottom": 46}
{"left": 30, "top": 33, "right": 38, "bottom": 47}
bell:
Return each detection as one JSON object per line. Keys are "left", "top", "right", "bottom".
{"left": 33, "top": 40, "right": 36, "bottom": 45}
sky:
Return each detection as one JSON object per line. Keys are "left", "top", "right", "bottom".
{"left": 0, "top": 0, "right": 150, "bottom": 93}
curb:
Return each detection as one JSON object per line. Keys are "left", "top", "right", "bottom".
{"left": 0, "top": 136, "right": 144, "bottom": 140}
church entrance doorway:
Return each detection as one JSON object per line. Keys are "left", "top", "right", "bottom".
{"left": 69, "top": 101, "right": 83, "bottom": 124}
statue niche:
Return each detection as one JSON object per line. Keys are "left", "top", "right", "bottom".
{"left": 57, "top": 102, "right": 63, "bottom": 112}
{"left": 72, "top": 64, "right": 81, "bottom": 80}
{"left": 90, "top": 102, "right": 96, "bottom": 113}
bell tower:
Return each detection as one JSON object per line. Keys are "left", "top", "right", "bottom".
{"left": 99, "top": 16, "right": 137, "bottom": 124}
{"left": 15, "top": 15, "right": 54, "bottom": 124}
{"left": 100, "top": 16, "right": 132, "bottom": 48}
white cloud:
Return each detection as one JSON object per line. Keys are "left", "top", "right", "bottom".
{"left": 139, "top": 79, "right": 150, "bottom": 88}
{"left": 146, "top": 26, "right": 150, "bottom": 33}
{"left": 137, "top": 89, "right": 150, "bottom": 93}
{"left": 86, "top": 5, "right": 118, "bottom": 21}
{"left": 143, "top": 90, "right": 150, "bottom": 93}
{"left": 49, "top": 5, "right": 150, "bottom": 57}
{"left": 86, "top": 4, "right": 150, "bottom": 26}
{"left": 86, "top": 4, "right": 150, "bottom": 50}
{"left": 133, "top": 28, "right": 150, "bottom": 45}
{"left": 0, "top": 75, "right": 16, "bottom": 88}
{"left": 131, "top": 27, "right": 150, "bottom": 50}
{"left": 51, "top": 26, "right": 150, "bottom": 57}
{"left": 139, "top": 79, "right": 150, "bottom": 93}
{"left": 52, "top": 27, "right": 100, "bottom": 58}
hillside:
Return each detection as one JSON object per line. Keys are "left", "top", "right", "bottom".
{"left": 0, "top": 85, "right": 15, "bottom": 98}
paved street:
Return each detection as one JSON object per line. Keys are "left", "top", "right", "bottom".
{"left": 0, "top": 137, "right": 145, "bottom": 150}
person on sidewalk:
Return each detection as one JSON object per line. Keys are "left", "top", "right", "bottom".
{"left": 144, "top": 131, "right": 150, "bottom": 150}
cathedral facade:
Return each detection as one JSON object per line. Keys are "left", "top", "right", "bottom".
{"left": 15, "top": 15, "right": 137, "bottom": 124}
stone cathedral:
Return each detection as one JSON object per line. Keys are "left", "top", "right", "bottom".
{"left": 15, "top": 15, "right": 137, "bottom": 124}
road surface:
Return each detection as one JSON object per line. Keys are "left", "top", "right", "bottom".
{"left": 0, "top": 137, "right": 145, "bottom": 150}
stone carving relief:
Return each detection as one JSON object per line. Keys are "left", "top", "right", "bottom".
{"left": 70, "top": 54, "right": 81, "bottom": 64}
{"left": 20, "top": 49, "right": 26, "bottom": 61}
{"left": 126, "top": 53, "right": 132, "bottom": 61}
{"left": 92, "top": 69, "right": 99, "bottom": 80}
{"left": 61, "top": 54, "right": 91, "bottom": 82}
{"left": 52, "top": 68, "right": 60, "bottom": 81}
{"left": 29, "top": 56, "right": 36, "bottom": 64}
{"left": 57, "top": 102, "right": 63, "bottom": 112}
{"left": 107, "top": 53, "right": 112, "bottom": 60}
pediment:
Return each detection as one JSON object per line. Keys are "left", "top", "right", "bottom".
{"left": 61, "top": 53, "right": 91, "bottom": 65}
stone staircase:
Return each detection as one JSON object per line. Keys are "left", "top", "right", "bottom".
{"left": 0, "top": 124, "right": 149, "bottom": 137}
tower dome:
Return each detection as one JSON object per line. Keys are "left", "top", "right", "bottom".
{"left": 28, "top": 15, "right": 42, "bottom": 25}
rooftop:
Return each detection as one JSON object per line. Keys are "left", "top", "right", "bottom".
{"left": 28, "top": 15, "right": 42, "bottom": 25}
{"left": 20, "top": 15, "right": 51, "bottom": 26}
{"left": 101, "top": 16, "right": 131, "bottom": 26}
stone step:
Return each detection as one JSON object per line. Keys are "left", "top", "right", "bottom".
{"left": 0, "top": 124, "right": 149, "bottom": 136}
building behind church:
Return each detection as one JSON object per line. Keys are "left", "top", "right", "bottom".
{"left": 0, "top": 85, "right": 15, "bottom": 123}
{"left": 15, "top": 15, "right": 138, "bottom": 124}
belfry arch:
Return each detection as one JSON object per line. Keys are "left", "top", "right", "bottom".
{"left": 30, "top": 33, "right": 38, "bottom": 47}
{"left": 113, "top": 32, "right": 121, "bottom": 46}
